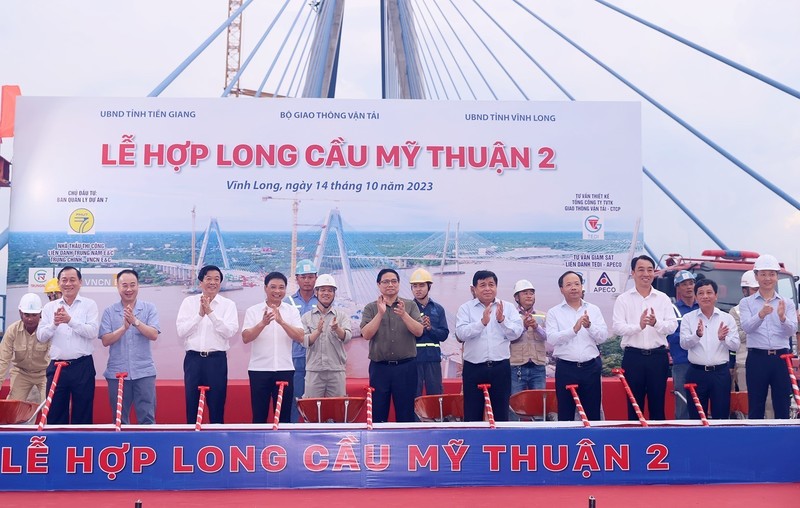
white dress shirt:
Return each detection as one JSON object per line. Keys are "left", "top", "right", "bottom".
{"left": 612, "top": 287, "right": 678, "bottom": 349}
{"left": 680, "top": 307, "right": 740, "bottom": 366}
{"left": 546, "top": 299, "right": 609, "bottom": 362}
{"left": 242, "top": 301, "right": 302, "bottom": 371}
{"left": 455, "top": 299, "right": 524, "bottom": 363}
{"left": 37, "top": 294, "right": 99, "bottom": 360}
{"left": 176, "top": 293, "right": 239, "bottom": 352}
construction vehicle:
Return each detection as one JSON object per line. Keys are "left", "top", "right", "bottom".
{"left": 653, "top": 250, "right": 798, "bottom": 312}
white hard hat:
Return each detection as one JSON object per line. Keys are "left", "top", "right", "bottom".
{"left": 314, "top": 273, "right": 337, "bottom": 289}
{"left": 753, "top": 254, "right": 780, "bottom": 272}
{"left": 18, "top": 293, "right": 43, "bottom": 313}
{"left": 513, "top": 279, "right": 535, "bottom": 295}
{"left": 740, "top": 270, "right": 759, "bottom": 288}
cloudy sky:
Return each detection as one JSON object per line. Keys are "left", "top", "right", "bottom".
{"left": 1, "top": 0, "right": 798, "bottom": 272}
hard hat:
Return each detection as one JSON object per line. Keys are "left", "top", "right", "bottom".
{"left": 740, "top": 270, "right": 759, "bottom": 288}
{"left": 18, "top": 293, "right": 43, "bottom": 313}
{"left": 673, "top": 270, "right": 696, "bottom": 286}
{"left": 409, "top": 268, "right": 433, "bottom": 284}
{"left": 753, "top": 254, "right": 780, "bottom": 272}
{"left": 314, "top": 273, "right": 337, "bottom": 289}
{"left": 513, "top": 279, "right": 535, "bottom": 295}
{"left": 295, "top": 259, "right": 318, "bottom": 275}
{"left": 44, "top": 278, "right": 60, "bottom": 293}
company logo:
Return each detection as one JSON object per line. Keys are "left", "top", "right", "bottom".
{"left": 584, "top": 215, "right": 602, "bottom": 233}
{"left": 593, "top": 271, "right": 616, "bottom": 293}
{"left": 33, "top": 270, "right": 49, "bottom": 283}
{"left": 69, "top": 208, "right": 95, "bottom": 234}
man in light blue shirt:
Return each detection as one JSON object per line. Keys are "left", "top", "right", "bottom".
{"left": 100, "top": 269, "right": 160, "bottom": 424}
{"left": 284, "top": 259, "right": 318, "bottom": 422}
{"left": 456, "top": 270, "right": 523, "bottom": 421}
{"left": 739, "top": 254, "right": 798, "bottom": 419}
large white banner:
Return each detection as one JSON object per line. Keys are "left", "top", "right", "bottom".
{"left": 7, "top": 97, "right": 641, "bottom": 379}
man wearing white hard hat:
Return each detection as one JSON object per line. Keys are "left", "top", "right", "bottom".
{"left": 0, "top": 293, "right": 50, "bottom": 402}
{"left": 410, "top": 268, "right": 449, "bottom": 398}
{"left": 739, "top": 254, "right": 798, "bottom": 419}
{"left": 301, "top": 274, "right": 352, "bottom": 398}
{"left": 666, "top": 270, "right": 698, "bottom": 419}
{"left": 728, "top": 270, "right": 759, "bottom": 393}
{"left": 509, "top": 279, "right": 547, "bottom": 394}
{"left": 285, "top": 259, "right": 319, "bottom": 422}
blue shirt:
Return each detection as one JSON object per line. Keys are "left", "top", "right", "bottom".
{"left": 739, "top": 292, "right": 798, "bottom": 350}
{"left": 413, "top": 298, "right": 449, "bottom": 362}
{"left": 666, "top": 299, "right": 699, "bottom": 365}
{"left": 285, "top": 290, "right": 318, "bottom": 359}
{"left": 99, "top": 300, "right": 160, "bottom": 380}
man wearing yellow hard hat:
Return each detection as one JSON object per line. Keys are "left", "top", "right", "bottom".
{"left": 409, "top": 268, "right": 449, "bottom": 398}
{"left": 44, "top": 278, "right": 62, "bottom": 302}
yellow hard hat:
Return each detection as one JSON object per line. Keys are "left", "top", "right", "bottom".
{"left": 44, "top": 278, "right": 61, "bottom": 293}
{"left": 409, "top": 268, "right": 433, "bottom": 284}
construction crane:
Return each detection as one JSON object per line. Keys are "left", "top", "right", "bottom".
{"left": 261, "top": 195, "right": 341, "bottom": 280}
{"left": 224, "top": 0, "right": 345, "bottom": 98}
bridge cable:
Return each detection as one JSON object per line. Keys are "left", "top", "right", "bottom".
{"left": 396, "top": 0, "right": 433, "bottom": 99}
{"left": 412, "top": 0, "right": 461, "bottom": 99}
{"left": 272, "top": 6, "right": 316, "bottom": 97}
{"left": 255, "top": 1, "right": 308, "bottom": 97}
{"left": 513, "top": 0, "right": 800, "bottom": 211}
{"left": 474, "top": 0, "right": 574, "bottom": 100}
{"left": 449, "top": 0, "right": 528, "bottom": 99}
{"left": 222, "top": 0, "right": 294, "bottom": 97}
{"left": 149, "top": 0, "right": 256, "bottom": 96}
{"left": 430, "top": 1, "right": 495, "bottom": 99}
{"left": 643, "top": 167, "right": 728, "bottom": 250}
{"left": 416, "top": 0, "right": 476, "bottom": 99}
{"left": 288, "top": 16, "right": 317, "bottom": 97}
{"left": 595, "top": 0, "right": 800, "bottom": 100}
{"left": 405, "top": 2, "right": 444, "bottom": 99}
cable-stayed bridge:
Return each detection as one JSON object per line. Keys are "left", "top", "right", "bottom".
{"left": 146, "top": 0, "right": 798, "bottom": 269}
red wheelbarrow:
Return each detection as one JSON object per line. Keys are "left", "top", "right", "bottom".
{"left": 414, "top": 394, "right": 464, "bottom": 422}
{"left": 509, "top": 389, "right": 558, "bottom": 421}
{"left": 296, "top": 397, "right": 366, "bottom": 423}
{"left": 0, "top": 399, "right": 42, "bottom": 425}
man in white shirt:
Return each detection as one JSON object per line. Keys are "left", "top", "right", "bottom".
{"left": 37, "top": 266, "right": 100, "bottom": 424}
{"left": 176, "top": 265, "right": 239, "bottom": 424}
{"left": 456, "top": 270, "right": 523, "bottom": 422}
{"left": 242, "top": 272, "right": 304, "bottom": 423}
{"left": 679, "top": 278, "right": 740, "bottom": 420}
{"left": 546, "top": 271, "right": 609, "bottom": 421}
{"left": 612, "top": 255, "right": 678, "bottom": 421}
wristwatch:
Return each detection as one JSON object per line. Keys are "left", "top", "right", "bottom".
{"left": 134, "top": 319, "right": 141, "bottom": 327}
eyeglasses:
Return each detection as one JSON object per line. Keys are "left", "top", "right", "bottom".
{"left": 379, "top": 279, "right": 399, "bottom": 285}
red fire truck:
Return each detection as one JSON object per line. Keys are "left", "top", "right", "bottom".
{"left": 653, "top": 249, "right": 799, "bottom": 312}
